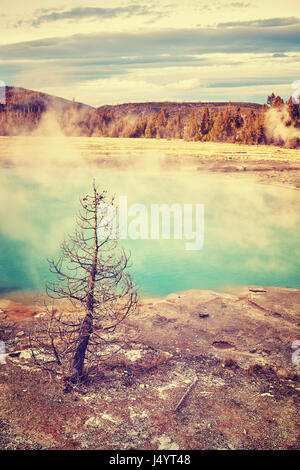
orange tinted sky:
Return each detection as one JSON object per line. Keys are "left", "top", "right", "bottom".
{"left": 0, "top": 0, "right": 299, "bottom": 105}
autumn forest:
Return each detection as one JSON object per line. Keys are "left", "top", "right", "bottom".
{"left": 0, "top": 87, "right": 299, "bottom": 148}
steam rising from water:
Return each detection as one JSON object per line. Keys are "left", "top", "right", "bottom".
{"left": 265, "top": 105, "right": 300, "bottom": 145}
{"left": 0, "top": 115, "right": 299, "bottom": 296}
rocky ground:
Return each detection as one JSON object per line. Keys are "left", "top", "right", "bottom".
{"left": 0, "top": 286, "right": 299, "bottom": 450}
{"left": 159, "top": 141, "right": 300, "bottom": 190}
{"left": 88, "top": 139, "right": 300, "bottom": 190}
{"left": 84, "top": 138, "right": 300, "bottom": 190}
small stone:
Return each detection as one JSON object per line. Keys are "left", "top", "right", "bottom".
{"left": 152, "top": 435, "right": 180, "bottom": 450}
{"left": 19, "top": 350, "right": 33, "bottom": 360}
{"left": 276, "top": 368, "right": 289, "bottom": 379}
{"left": 8, "top": 351, "right": 21, "bottom": 358}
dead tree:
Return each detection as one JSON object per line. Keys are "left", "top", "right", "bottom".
{"left": 29, "top": 182, "right": 138, "bottom": 386}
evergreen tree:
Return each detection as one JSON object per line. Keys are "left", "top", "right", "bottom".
{"left": 200, "top": 107, "right": 213, "bottom": 139}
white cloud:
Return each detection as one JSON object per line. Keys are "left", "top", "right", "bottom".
{"left": 166, "top": 78, "right": 202, "bottom": 91}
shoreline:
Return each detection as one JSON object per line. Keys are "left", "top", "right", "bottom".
{"left": 1, "top": 136, "right": 300, "bottom": 190}
{"left": 1, "top": 284, "right": 300, "bottom": 321}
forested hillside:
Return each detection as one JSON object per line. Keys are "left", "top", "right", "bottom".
{"left": 0, "top": 87, "right": 299, "bottom": 147}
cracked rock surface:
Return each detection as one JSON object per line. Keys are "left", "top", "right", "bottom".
{"left": 0, "top": 286, "right": 299, "bottom": 450}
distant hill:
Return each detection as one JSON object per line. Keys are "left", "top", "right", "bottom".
{"left": 3, "top": 87, "right": 261, "bottom": 117}
{"left": 0, "top": 86, "right": 261, "bottom": 136}
{"left": 0, "top": 87, "right": 92, "bottom": 136}
{"left": 97, "top": 100, "right": 261, "bottom": 120}
{"left": 4, "top": 86, "right": 93, "bottom": 114}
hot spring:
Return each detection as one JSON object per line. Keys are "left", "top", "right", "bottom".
{"left": 0, "top": 136, "right": 299, "bottom": 298}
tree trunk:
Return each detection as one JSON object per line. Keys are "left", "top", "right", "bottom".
{"left": 67, "top": 187, "right": 99, "bottom": 385}
{"left": 71, "top": 312, "right": 93, "bottom": 381}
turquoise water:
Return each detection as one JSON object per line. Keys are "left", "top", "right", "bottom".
{"left": 0, "top": 159, "right": 300, "bottom": 298}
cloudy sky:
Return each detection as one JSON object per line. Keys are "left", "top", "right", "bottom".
{"left": 0, "top": 0, "right": 299, "bottom": 106}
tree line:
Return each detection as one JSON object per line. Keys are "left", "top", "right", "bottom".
{"left": 0, "top": 89, "right": 299, "bottom": 147}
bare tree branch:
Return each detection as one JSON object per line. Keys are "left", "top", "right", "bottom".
{"left": 31, "top": 181, "right": 138, "bottom": 388}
